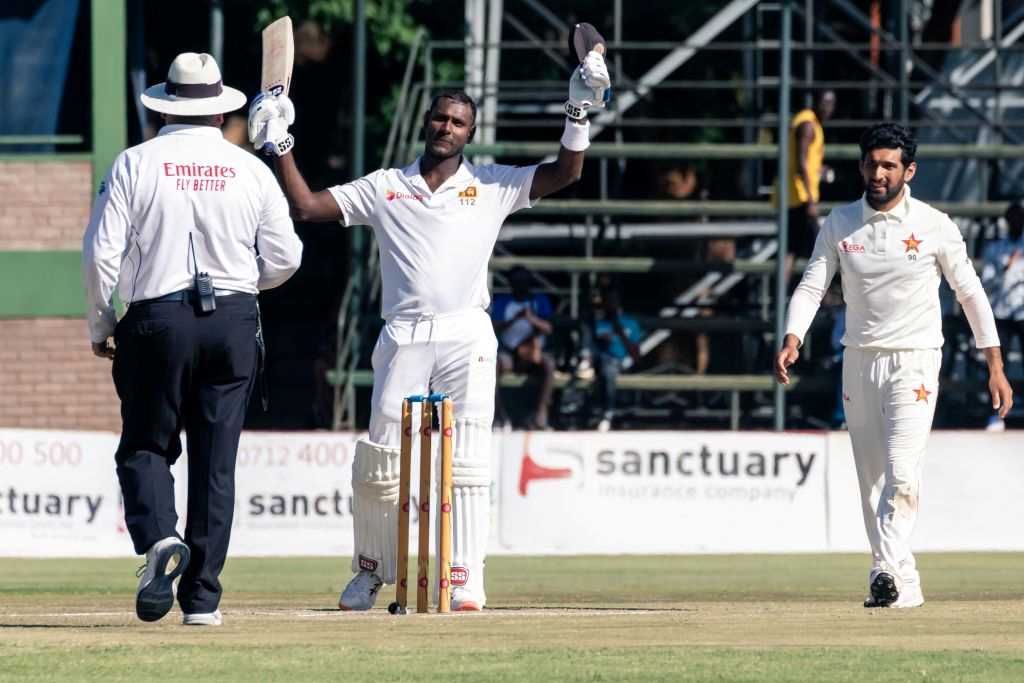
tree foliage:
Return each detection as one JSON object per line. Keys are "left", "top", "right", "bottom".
{"left": 255, "top": 0, "right": 418, "bottom": 56}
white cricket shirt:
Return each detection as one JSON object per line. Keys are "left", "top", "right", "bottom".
{"left": 786, "top": 186, "right": 999, "bottom": 350}
{"left": 328, "top": 156, "right": 537, "bottom": 318}
{"left": 82, "top": 125, "right": 303, "bottom": 343}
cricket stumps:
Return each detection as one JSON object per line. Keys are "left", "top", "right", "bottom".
{"left": 388, "top": 393, "right": 453, "bottom": 615}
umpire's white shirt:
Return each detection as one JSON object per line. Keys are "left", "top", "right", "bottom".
{"left": 328, "top": 156, "right": 537, "bottom": 318}
{"left": 82, "top": 124, "right": 302, "bottom": 343}
{"left": 786, "top": 186, "right": 999, "bottom": 349}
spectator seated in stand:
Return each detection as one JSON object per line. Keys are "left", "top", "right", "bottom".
{"left": 491, "top": 266, "right": 556, "bottom": 430}
{"left": 591, "top": 282, "right": 642, "bottom": 432}
{"left": 981, "top": 201, "right": 1024, "bottom": 430}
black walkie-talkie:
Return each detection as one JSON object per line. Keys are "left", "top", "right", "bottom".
{"left": 195, "top": 271, "right": 216, "bottom": 314}
{"left": 190, "top": 233, "right": 216, "bottom": 315}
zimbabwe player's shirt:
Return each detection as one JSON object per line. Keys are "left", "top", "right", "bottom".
{"left": 786, "top": 185, "right": 999, "bottom": 350}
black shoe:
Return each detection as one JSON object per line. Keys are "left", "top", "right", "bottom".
{"left": 135, "top": 537, "right": 190, "bottom": 622}
{"left": 863, "top": 571, "right": 899, "bottom": 608}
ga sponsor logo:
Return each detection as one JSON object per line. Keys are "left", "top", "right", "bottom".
{"left": 450, "top": 565, "right": 469, "bottom": 586}
{"left": 386, "top": 189, "right": 425, "bottom": 202}
{"left": 839, "top": 240, "right": 865, "bottom": 253}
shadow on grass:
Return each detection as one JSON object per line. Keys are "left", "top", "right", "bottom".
{"left": 487, "top": 606, "right": 699, "bottom": 613}
{"left": 0, "top": 623, "right": 124, "bottom": 629}
{"left": 294, "top": 606, "right": 699, "bottom": 614}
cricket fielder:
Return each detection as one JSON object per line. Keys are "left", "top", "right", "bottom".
{"left": 775, "top": 123, "right": 1014, "bottom": 608}
{"left": 248, "top": 53, "right": 611, "bottom": 610}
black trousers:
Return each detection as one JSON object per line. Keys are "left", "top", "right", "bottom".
{"left": 112, "top": 293, "right": 258, "bottom": 613}
{"left": 787, "top": 204, "right": 819, "bottom": 259}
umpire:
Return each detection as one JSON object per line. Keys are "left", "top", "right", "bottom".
{"left": 82, "top": 53, "right": 302, "bottom": 626}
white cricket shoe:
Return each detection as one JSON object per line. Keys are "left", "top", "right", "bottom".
{"left": 135, "top": 537, "right": 190, "bottom": 622}
{"left": 891, "top": 581, "right": 925, "bottom": 609}
{"left": 451, "top": 586, "right": 485, "bottom": 612}
{"left": 183, "top": 609, "right": 222, "bottom": 626}
{"left": 338, "top": 570, "right": 383, "bottom": 611}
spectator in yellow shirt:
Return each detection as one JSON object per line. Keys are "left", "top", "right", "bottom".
{"left": 775, "top": 90, "right": 836, "bottom": 284}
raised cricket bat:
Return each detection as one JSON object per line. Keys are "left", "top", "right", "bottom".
{"left": 570, "top": 22, "right": 606, "bottom": 62}
{"left": 261, "top": 16, "right": 294, "bottom": 96}
{"left": 569, "top": 22, "right": 610, "bottom": 105}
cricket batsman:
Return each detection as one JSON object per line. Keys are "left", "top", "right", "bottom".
{"left": 247, "top": 30, "right": 611, "bottom": 610}
{"left": 775, "top": 123, "right": 1013, "bottom": 608}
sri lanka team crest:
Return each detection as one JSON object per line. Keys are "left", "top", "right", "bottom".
{"left": 458, "top": 185, "right": 477, "bottom": 206}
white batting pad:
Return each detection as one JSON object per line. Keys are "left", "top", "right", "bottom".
{"left": 350, "top": 438, "right": 401, "bottom": 584}
{"left": 438, "top": 418, "right": 492, "bottom": 600}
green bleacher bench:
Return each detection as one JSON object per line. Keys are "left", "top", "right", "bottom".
{"left": 522, "top": 199, "right": 1008, "bottom": 218}
{"left": 325, "top": 370, "right": 830, "bottom": 430}
{"left": 489, "top": 255, "right": 781, "bottom": 274}
{"left": 465, "top": 142, "right": 1024, "bottom": 161}
{"left": 326, "top": 369, "right": 823, "bottom": 391}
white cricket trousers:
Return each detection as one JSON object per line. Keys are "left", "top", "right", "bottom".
{"left": 368, "top": 308, "right": 497, "bottom": 443}
{"left": 842, "top": 347, "right": 941, "bottom": 588}
{"left": 348, "top": 309, "right": 497, "bottom": 596}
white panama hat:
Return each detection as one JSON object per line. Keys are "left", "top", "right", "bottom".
{"left": 140, "top": 52, "right": 247, "bottom": 116}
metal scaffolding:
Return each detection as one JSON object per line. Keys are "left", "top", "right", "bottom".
{"left": 330, "top": 0, "right": 1024, "bottom": 431}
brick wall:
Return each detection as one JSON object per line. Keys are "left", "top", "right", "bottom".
{"left": 0, "top": 160, "right": 116, "bottom": 431}
{"left": 0, "top": 160, "right": 92, "bottom": 250}
{"left": 0, "top": 318, "right": 120, "bottom": 431}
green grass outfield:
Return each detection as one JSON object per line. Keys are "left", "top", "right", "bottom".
{"left": 2, "top": 554, "right": 1023, "bottom": 681}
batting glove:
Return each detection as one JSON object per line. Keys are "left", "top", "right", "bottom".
{"left": 248, "top": 92, "right": 295, "bottom": 156}
{"left": 248, "top": 92, "right": 278, "bottom": 141}
{"left": 581, "top": 51, "right": 611, "bottom": 101}
{"left": 565, "top": 51, "right": 612, "bottom": 119}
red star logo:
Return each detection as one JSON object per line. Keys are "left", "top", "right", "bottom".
{"left": 902, "top": 233, "right": 923, "bottom": 252}
{"left": 913, "top": 384, "right": 931, "bottom": 403}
